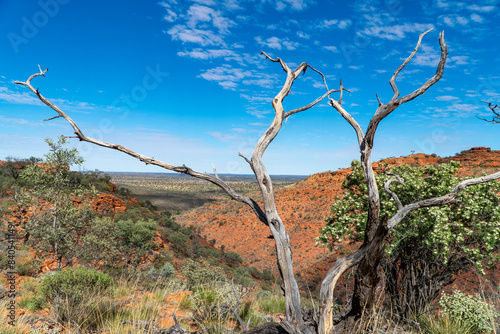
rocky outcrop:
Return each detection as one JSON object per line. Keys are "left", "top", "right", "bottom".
{"left": 91, "top": 193, "right": 127, "bottom": 215}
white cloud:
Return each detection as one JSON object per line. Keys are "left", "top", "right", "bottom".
{"left": 255, "top": 36, "right": 299, "bottom": 50}
{"left": 177, "top": 48, "right": 242, "bottom": 62}
{"left": 338, "top": 19, "right": 352, "bottom": 29}
{"left": 441, "top": 14, "right": 469, "bottom": 27}
{"left": 297, "top": 31, "right": 310, "bottom": 39}
{"left": 198, "top": 65, "right": 278, "bottom": 90}
{"left": 412, "top": 44, "right": 441, "bottom": 67}
{"left": 324, "top": 46, "right": 338, "bottom": 52}
{"left": 467, "top": 4, "right": 496, "bottom": 12}
{"left": 0, "top": 115, "right": 29, "bottom": 125}
{"left": 360, "top": 23, "right": 434, "bottom": 40}
{"left": 450, "top": 55, "right": 469, "bottom": 65}
{"left": 207, "top": 131, "right": 238, "bottom": 142}
{"left": 435, "top": 95, "right": 459, "bottom": 101}
{"left": 470, "top": 13, "right": 483, "bottom": 23}
{"left": 187, "top": 4, "right": 235, "bottom": 33}
{"left": 192, "top": 0, "right": 216, "bottom": 5}
{"left": 0, "top": 86, "right": 42, "bottom": 106}
{"left": 242, "top": 78, "right": 276, "bottom": 88}
{"left": 200, "top": 65, "right": 251, "bottom": 83}
{"left": 167, "top": 25, "right": 226, "bottom": 46}
{"left": 317, "top": 19, "right": 352, "bottom": 30}
{"left": 222, "top": 0, "right": 243, "bottom": 10}
{"left": 163, "top": 9, "right": 178, "bottom": 22}
{"left": 275, "top": 0, "right": 312, "bottom": 11}
{"left": 0, "top": 86, "right": 110, "bottom": 114}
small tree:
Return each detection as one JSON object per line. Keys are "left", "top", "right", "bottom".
{"left": 17, "top": 137, "right": 95, "bottom": 270}
{"left": 318, "top": 161, "right": 500, "bottom": 317}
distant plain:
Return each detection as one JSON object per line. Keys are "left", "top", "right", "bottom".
{"left": 108, "top": 172, "right": 306, "bottom": 213}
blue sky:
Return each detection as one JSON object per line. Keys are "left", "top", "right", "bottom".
{"left": 0, "top": 0, "right": 499, "bottom": 175}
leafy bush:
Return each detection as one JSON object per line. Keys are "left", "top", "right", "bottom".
{"left": 18, "top": 295, "right": 47, "bottom": 312}
{"left": 231, "top": 267, "right": 253, "bottom": 287}
{"left": 117, "top": 218, "right": 158, "bottom": 262}
{"left": 181, "top": 259, "right": 225, "bottom": 289}
{"left": 224, "top": 251, "right": 243, "bottom": 267}
{"left": 248, "top": 267, "right": 275, "bottom": 282}
{"left": 170, "top": 231, "right": 190, "bottom": 251}
{"left": 147, "top": 262, "right": 176, "bottom": 279}
{"left": 438, "top": 289, "right": 499, "bottom": 333}
{"left": 39, "top": 267, "right": 112, "bottom": 306}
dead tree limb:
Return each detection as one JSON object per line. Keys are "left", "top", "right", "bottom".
{"left": 476, "top": 102, "right": 500, "bottom": 123}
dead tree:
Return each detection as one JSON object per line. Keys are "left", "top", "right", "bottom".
{"left": 15, "top": 30, "right": 500, "bottom": 334}
{"left": 477, "top": 102, "right": 500, "bottom": 123}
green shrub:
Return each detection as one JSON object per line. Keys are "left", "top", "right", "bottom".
{"left": 180, "top": 259, "right": 225, "bottom": 289}
{"left": 170, "top": 231, "right": 189, "bottom": 251}
{"left": 224, "top": 251, "right": 243, "bottom": 267}
{"left": 39, "top": 267, "right": 112, "bottom": 306}
{"left": 19, "top": 295, "right": 47, "bottom": 311}
{"left": 438, "top": 289, "right": 499, "bottom": 333}
{"left": 147, "top": 262, "right": 176, "bottom": 279}
{"left": 231, "top": 267, "right": 253, "bottom": 287}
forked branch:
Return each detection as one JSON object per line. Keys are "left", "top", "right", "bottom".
{"left": 476, "top": 102, "right": 500, "bottom": 123}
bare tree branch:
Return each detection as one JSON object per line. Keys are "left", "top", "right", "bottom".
{"left": 41, "top": 115, "right": 62, "bottom": 122}
{"left": 476, "top": 101, "right": 500, "bottom": 123}
{"left": 389, "top": 28, "right": 433, "bottom": 103}
{"left": 227, "top": 279, "right": 249, "bottom": 331}
{"left": 285, "top": 89, "right": 338, "bottom": 119}
{"left": 329, "top": 97, "right": 364, "bottom": 147}
{"left": 384, "top": 174, "right": 406, "bottom": 210}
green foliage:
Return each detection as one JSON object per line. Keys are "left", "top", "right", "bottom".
{"left": 248, "top": 266, "right": 275, "bottom": 282}
{"left": 146, "top": 262, "right": 176, "bottom": 279}
{"left": 170, "top": 230, "right": 189, "bottom": 248}
{"left": 19, "top": 295, "right": 47, "bottom": 312}
{"left": 117, "top": 219, "right": 157, "bottom": 251}
{"left": 318, "top": 160, "right": 500, "bottom": 316}
{"left": 231, "top": 267, "right": 253, "bottom": 287}
{"left": 81, "top": 216, "right": 157, "bottom": 268}
{"left": 257, "top": 293, "right": 286, "bottom": 315}
{"left": 180, "top": 258, "right": 225, "bottom": 289}
{"left": 17, "top": 137, "right": 96, "bottom": 269}
{"left": 39, "top": 267, "right": 112, "bottom": 306}
{"left": 37, "top": 268, "right": 120, "bottom": 332}
{"left": 438, "top": 290, "right": 499, "bottom": 333}
{"left": 420, "top": 313, "right": 477, "bottom": 334}
{"left": 79, "top": 216, "right": 122, "bottom": 269}
{"left": 70, "top": 170, "right": 112, "bottom": 193}
{"left": 224, "top": 251, "right": 243, "bottom": 267}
